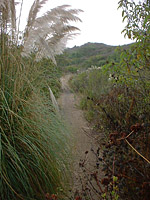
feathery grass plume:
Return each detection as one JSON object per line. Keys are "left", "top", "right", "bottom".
{"left": 22, "top": 4, "right": 83, "bottom": 63}
{"left": 1, "top": 0, "right": 81, "bottom": 199}
{"left": 48, "top": 86, "right": 60, "bottom": 114}
{"left": 24, "top": 0, "right": 48, "bottom": 39}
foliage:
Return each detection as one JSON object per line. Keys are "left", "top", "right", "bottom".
{"left": 71, "top": 63, "right": 150, "bottom": 200}
{"left": 56, "top": 42, "right": 131, "bottom": 72}
{"left": 119, "top": 0, "right": 150, "bottom": 41}
{"left": 35, "top": 57, "right": 62, "bottom": 98}
{"left": 63, "top": 65, "right": 79, "bottom": 74}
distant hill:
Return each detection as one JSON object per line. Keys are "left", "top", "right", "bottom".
{"left": 56, "top": 42, "right": 131, "bottom": 72}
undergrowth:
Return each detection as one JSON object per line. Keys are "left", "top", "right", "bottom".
{"left": 70, "top": 53, "right": 150, "bottom": 200}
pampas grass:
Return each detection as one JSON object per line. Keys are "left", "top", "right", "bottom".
{"left": 22, "top": 4, "right": 82, "bottom": 63}
{"left": 0, "top": 48, "right": 71, "bottom": 199}
{"left": 0, "top": 0, "right": 82, "bottom": 199}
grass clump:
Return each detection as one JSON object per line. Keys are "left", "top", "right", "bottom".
{"left": 0, "top": 48, "right": 70, "bottom": 199}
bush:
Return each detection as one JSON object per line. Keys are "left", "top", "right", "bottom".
{"left": 70, "top": 54, "right": 150, "bottom": 199}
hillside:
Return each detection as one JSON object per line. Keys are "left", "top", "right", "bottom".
{"left": 56, "top": 42, "right": 131, "bottom": 72}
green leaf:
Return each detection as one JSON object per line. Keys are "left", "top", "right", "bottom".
{"left": 101, "top": 193, "right": 106, "bottom": 198}
{"left": 113, "top": 176, "right": 118, "bottom": 182}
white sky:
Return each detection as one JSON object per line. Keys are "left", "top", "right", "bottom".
{"left": 18, "top": 0, "right": 133, "bottom": 47}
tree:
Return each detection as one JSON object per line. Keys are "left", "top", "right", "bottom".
{"left": 118, "top": 0, "right": 150, "bottom": 70}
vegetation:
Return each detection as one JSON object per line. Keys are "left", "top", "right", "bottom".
{"left": 56, "top": 42, "right": 131, "bottom": 73}
{"left": 70, "top": 0, "right": 150, "bottom": 199}
{"left": 1, "top": 0, "right": 149, "bottom": 199}
{"left": 0, "top": 1, "right": 82, "bottom": 199}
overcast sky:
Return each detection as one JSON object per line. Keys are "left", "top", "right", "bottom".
{"left": 19, "top": 0, "right": 133, "bottom": 47}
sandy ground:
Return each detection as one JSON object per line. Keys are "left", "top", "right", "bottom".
{"left": 58, "top": 74, "right": 102, "bottom": 199}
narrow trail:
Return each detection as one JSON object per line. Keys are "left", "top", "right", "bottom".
{"left": 58, "top": 74, "right": 101, "bottom": 198}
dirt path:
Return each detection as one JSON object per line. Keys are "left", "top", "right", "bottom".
{"left": 58, "top": 74, "right": 101, "bottom": 198}
{"left": 58, "top": 74, "right": 95, "bottom": 153}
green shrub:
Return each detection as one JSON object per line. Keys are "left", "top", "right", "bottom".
{"left": 70, "top": 49, "right": 150, "bottom": 200}
{"left": 64, "top": 65, "right": 79, "bottom": 73}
